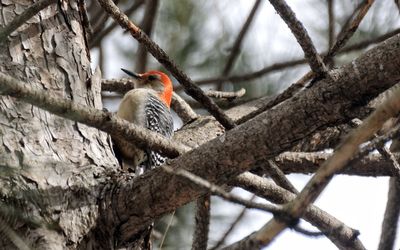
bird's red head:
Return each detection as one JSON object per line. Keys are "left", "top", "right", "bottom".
{"left": 141, "top": 71, "right": 173, "bottom": 107}
{"left": 121, "top": 69, "right": 173, "bottom": 108}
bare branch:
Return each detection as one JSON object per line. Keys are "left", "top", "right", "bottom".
{"left": 191, "top": 195, "right": 210, "bottom": 250}
{"left": 0, "top": 0, "right": 57, "bottom": 43}
{"left": 274, "top": 151, "right": 400, "bottom": 176}
{"left": 378, "top": 177, "right": 400, "bottom": 250}
{"left": 90, "top": 0, "right": 144, "bottom": 48}
{"left": 97, "top": 0, "right": 236, "bottom": 129}
{"left": 327, "top": 0, "right": 335, "bottom": 51}
{"left": 326, "top": 0, "right": 375, "bottom": 60}
{"left": 135, "top": 0, "right": 159, "bottom": 72}
{"left": 209, "top": 195, "right": 256, "bottom": 250}
{"left": 0, "top": 72, "right": 188, "bottom": 159}
{"left": 266, "top": 160, "right": 298, "bottom": 194}
{"left": 171, "top": 92, "right": 198, "bottom": 124}
{"left": 268, "top": 0, "right": 327, "bottom": 76}
{"left": 217, "top": 0, "right": 262, "bottom": 90}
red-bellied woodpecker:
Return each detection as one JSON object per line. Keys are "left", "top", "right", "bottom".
{"left": 113, "top": 68, "right": 174, "bottom": 174}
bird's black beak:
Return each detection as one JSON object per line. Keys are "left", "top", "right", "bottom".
{"left": 121, "top": 68, "right": 141, "bottom": 79}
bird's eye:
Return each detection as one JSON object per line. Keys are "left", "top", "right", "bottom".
{"left": 147, "top": 75, "right": 160, "bottom": 81}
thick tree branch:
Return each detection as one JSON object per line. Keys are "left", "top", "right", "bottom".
{"left": 0, "top": 0, "right": 57, "bottom": 43}
{"left": 99, "top": 35, "right": 400, "bottom": 244}
{"left": 97, "top": 0, "right": 236, "bottom": 129}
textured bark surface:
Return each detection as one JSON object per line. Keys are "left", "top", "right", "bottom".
{"left": 0, "top": 1, "right": 117, "bottom": 248}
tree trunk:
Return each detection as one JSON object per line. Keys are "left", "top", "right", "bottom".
{"left": 0, "top": 0, "right": 117, "bottom": 248}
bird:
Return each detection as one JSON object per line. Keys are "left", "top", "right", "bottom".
{"left": 113, "top": 68, "right": 174, "bottom": 174}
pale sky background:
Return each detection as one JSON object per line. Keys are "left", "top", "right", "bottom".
{"left": 92, "top": 0, "right": 400, "bottom": 249}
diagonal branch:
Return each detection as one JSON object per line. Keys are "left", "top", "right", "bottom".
{"left": 268, "top": 0, "right": 327, "bottom": 76}
{"left": 97, "top": 0, "right": 236, "bottom": 129}
{"left": 135, "top": 0, "right": 159, "bottom": 72}
{"left": 89, "top": 0, "right": 145, "bottom": 48}
{"left": 209, "top": 195, "right": 256, "bottom": 250}
{"left": 0, "top": 0, "right": 57, "bottom": 43}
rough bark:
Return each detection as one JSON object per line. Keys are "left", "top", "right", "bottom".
{"left": 0, "top": 0, "right": 117, "bottom": 248}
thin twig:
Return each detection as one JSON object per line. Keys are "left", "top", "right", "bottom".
{"left": 0, "top": 72, "right": 189, "bottom": 158}
{"left": 230, "top": 84, "right": 400, "bottom": 248}
{"left": 328, "top": 0, "right": 335, "bottom": 51}
{"left": 205, "top": 88, "right": 246, "bottom": 100}
{"left": 171, "top": 92, "right": 198, "bottom": 124}
{"left": 326, "top": 0, "right": 375, "bottom": 61}
{"left": 162, "top": 165, "right": 281, "bottom": 214}
{"left": 159, "top": 210, "right": 176, "bottom": 250}
{"left": 210, "top": 195, "right": 256, "bottom": 250}
{"left": 191, "top": 195, "right": 211, "bottom": 250}
{"left": 97, "top": 0, "right": 236, "bottom": 129}
{"left": 90, "top": 0, "right": 145, "bottom": 48}
{"left": 268, "top": 0, "right": 327, "bottom": 76}
{"left": 327, "top": 0, "right": 335, "bottom": 68}
{"left": 0, "top": 0, "right": 57, "bottom": 43}
{"left": 217, "top": 0, "right": 262, "bottom": 90}
{"left": 135, "top": 0, "right": 159, "bottom": 72}
{"left": 341, "top": 28, "right": 400, "bottom": 53}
